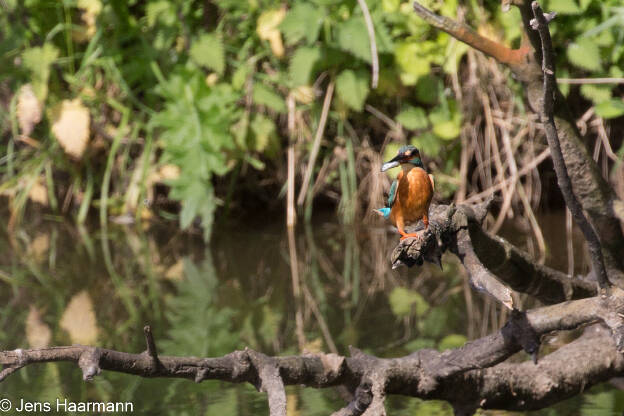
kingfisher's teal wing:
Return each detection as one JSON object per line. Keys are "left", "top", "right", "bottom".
{"left": 387, "top": 179, "right": 398, "bottom": 207}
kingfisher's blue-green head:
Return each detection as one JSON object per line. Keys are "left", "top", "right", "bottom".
{"left": 381, "top": 145, "right": 423, "bottom": 172}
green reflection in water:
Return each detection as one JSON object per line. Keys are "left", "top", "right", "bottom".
{"left": 0, "top": 213, "right": 622, "bottom": 415}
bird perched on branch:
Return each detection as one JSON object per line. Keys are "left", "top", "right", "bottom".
{"left": 375, "top": 145, "right": 434, "bottom": 240}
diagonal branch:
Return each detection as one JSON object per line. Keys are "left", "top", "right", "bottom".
{"left": 530, "top": 1, "right": 609, "bottom": 290}
{"left": 412, "top": 2, "right": 529, "bottom": 67}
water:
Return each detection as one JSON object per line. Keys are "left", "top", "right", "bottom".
{"left": 0, "top": 210, "right": 621, "bottom": 415}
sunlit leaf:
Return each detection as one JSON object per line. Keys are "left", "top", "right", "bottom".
{"left": 548, "top": 0, "right": 582, "bottom": 14}
{"left": 190, "top": 33, "right": 225, "bottom": 75}
{"left": 280, "top": 3, "right": 323, "bottom": 45}
{"left": 595, "top": 99, "right": 624, "bottom": 119}
{"left": 50, "top": 98, "right": 90, "bottom": 159}
{"left": 567, "top": 38, "right": 602, "bottom": 71}
{"left": 397, "top": 106, "right": 428, "bottom": 130}
{"left": 438, "top": 334, "right": 467, "bottom": 350}
{"left": 253, "top": 84, "right": 286, "bottom": 113}
{"left": 289, "top": 46, "right": 321, "bottom": 86}
{"left": 336, "top": 69, "right": 369, "bottom": 111}
{"left": 257, "top": 8, "right": 286, "bottom": 57}
{"left": 337, "top": 17, "right": 372, "bottom": 63}
{"left": 16, "top": 84, "right": 42, "bottom": 136}
{"left": 59, "top": 290, "right": 99, "bottom": 345}
{"left": 389, "top": 287, "right": 429, "bottom": 317}
{"left": 26, "top": 306, "right": 52, "bottom": 348}
{"left": 21, "top": 43, "right": 59, "bottom": 101}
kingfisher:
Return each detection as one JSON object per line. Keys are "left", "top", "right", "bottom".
{"left": 375, "top": 145, "right": 434, "bottom": 240}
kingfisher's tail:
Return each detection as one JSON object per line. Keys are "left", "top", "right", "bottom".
{"left": 374, "top": 207, "right": 391, "bottom": 219}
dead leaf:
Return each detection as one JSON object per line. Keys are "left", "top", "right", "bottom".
{"left": 165, "top": 259, "right": 184, "bottom": 281}
{"left": 74, "top": 0, "right": 102, "bottom": 42}
{"left": 51, "top": 99, "right": 90, "bottom": 159}
{"left": 257, "top": 9, "right": 285, "bottom": 58}
{"left": 292, "top": 86, "right": 315, "bottom": 104}
{"left": 28, "top": 232, "right": 50, "bottom": 262}
{"left": 60, "top": 291, "right": 98, "bottom": 345}
{"left": 26, "top": 307, "right": 52, "bottom": 348}
{"left": 16, "top": 84, "right": 42, "bottom": 136}
{"left": 28, "top": 177, "right": 48, "bottom": 206}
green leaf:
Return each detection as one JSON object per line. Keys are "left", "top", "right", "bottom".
{"left": 438, "top": 334, "right": 467, "bottom": 351}
{"left": 567, "top": 38, "right": 602, "bottom": 71}
{"left": 280, "top": 3, "right": 323, "bottom": 45}
{"left": 428, "top": 101, "right": 462, "bottom": 140}
{"left": 397, "top": 106, "right": 428, "bottom": 130}
{"left": 395, "top": 41, "right": 431, "bottom": 86}
{"left": 336, "top": 70, "right": 370, "bottom": 111}
{"left": 411, "top": 133, "right": 442, "bottom": 157}
{"left": 289, "top": 46, "right": 321, "bottom": 86}
{"left": 250, "top": 114, "right": 277, "bottom": 153}
{"left": 580, "top": 84, "right": 612, "bottom": 104}
{"left": 548, "top": 0, "right": 582, "bottom": 14}
{"left": 253, "top": 84, "right": 286, "bottom": 113}
{"left": 22, "top": 43, "right": 59, "bottom": 100}
{"left": 232, "top": 65, "right": 249, "bottom": 90}
{"left": 190, "top": 33, "right": 225, "bottom": 74}
{"left": 416, "top": 75, "right": 442, "bottom": 105}
{"left": 389, "top": 287, "right": 429, "bottom": 318}
{"left": 337, "top": 17, "right": 372, "bottom": 63}
{"left": 595, "top": 99, "right": 624, "bottom": 119}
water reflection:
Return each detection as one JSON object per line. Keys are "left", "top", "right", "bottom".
{"left": 0, "top": 212, "right": 621, "bottom": 415}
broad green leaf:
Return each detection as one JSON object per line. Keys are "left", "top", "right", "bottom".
{"left": 22, "top": 43, "right": 59, "bottom": 100}
{"left": 253, "top": 84, "right": 286, "bottom": 113}
{"left": 336, "top": 70, "right": 370, "bottom": 111}
{"left": 146, "top": 0, "right": 175, "bottom": 26}
{"left": 438, "top": 334, "right": 467, "bottom": 351}
{"left": 232, "top": 65, "right": 249, "bottom": 90}
{"left": 548, "top": 0, "right": 581, "bottom": 14}
{"left": 405, "top": 338, "right": 436, "bottom": 351}
{"left": 337, "top": 17, "right": 372, "bottom": 63}
{"left": 411, "top": 133, "right": 442, "bottom": 157}
{"left": 389, "top": 287, "right": 429, "bottom": 317}
{"left": 280, "top": 3, "right": 323, "bottom": 45}
{"left": 395, "top": 41, "right": 431, "bottom": 85}
{"left": 419, "top": 307, "right": 448, "bottom": 338}
{"left": 250, "top": 114, "right": 277, "bottom": 153}
{"left": 190, "top": 33, "right": 225, "bottom": 74}
{"left": 580, "top": 84, "right": 612, "bottom": 104}
{"left": 289, "top": 46, "right": 321, "bottom": 86}
{"left": 595, "top": 99, "right": 624, "bottom": 119}
{"left": 397, "top": 106, "right": 428, "bottom": 130}
{"left": 429, "top": 101, "right": 462, "bottom": 140}
{"left": 567, "top": 38, "right": 602, "bottom": 71}
{"left": 416, "top": 74, "right": 442, "bottom": 105}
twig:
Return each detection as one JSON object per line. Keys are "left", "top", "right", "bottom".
{"left": 297, "top": 81, "right": 334, "bottom": 207}
{"left": 557, "top": 77, "right": 624, "bottom": 84}
{"left": 412, "top": 1, "right": 528, "bottom": 66}
{"left": 455, "top": 228, "right": 514, "bottom": 310}
{"left": 286, "top": 95, "right": 296, "bottom": 228}
{"left": 531, "top": 1, "right": 610, "bottom": 290}
{"left": 143, "top": 325, "right": 160, "bottom": 371}
{"left": 356, "top": 0, "right": 379, "bottom": 89}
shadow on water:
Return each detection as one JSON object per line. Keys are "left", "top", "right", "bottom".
{"left": 0, "top": 210, "right": 622, "bottom": 415}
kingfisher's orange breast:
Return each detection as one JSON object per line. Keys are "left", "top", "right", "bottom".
{"left": 390, "top": 166, "right": 433, "bottom": 226}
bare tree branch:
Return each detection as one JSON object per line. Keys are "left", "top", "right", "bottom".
{"left": 390, "top": 202, "right": 594, "bottom": 305}
{"left": 530, "top": 1, "right": 610, "bottom": 291}
{"left": 3, "top": 289, "right": 624, "bottom": 412}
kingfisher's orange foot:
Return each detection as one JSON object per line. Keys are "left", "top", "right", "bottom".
{"left": 399, "top": 232, "right": 422, "bottom": 241}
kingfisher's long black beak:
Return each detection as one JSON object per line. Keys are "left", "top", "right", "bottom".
{"left": 381, "top": 154, "right": 402, "bottom": 172}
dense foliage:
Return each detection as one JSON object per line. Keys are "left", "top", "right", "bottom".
{"left": 1, "top": 0, "right": 623, "bottom": 240}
